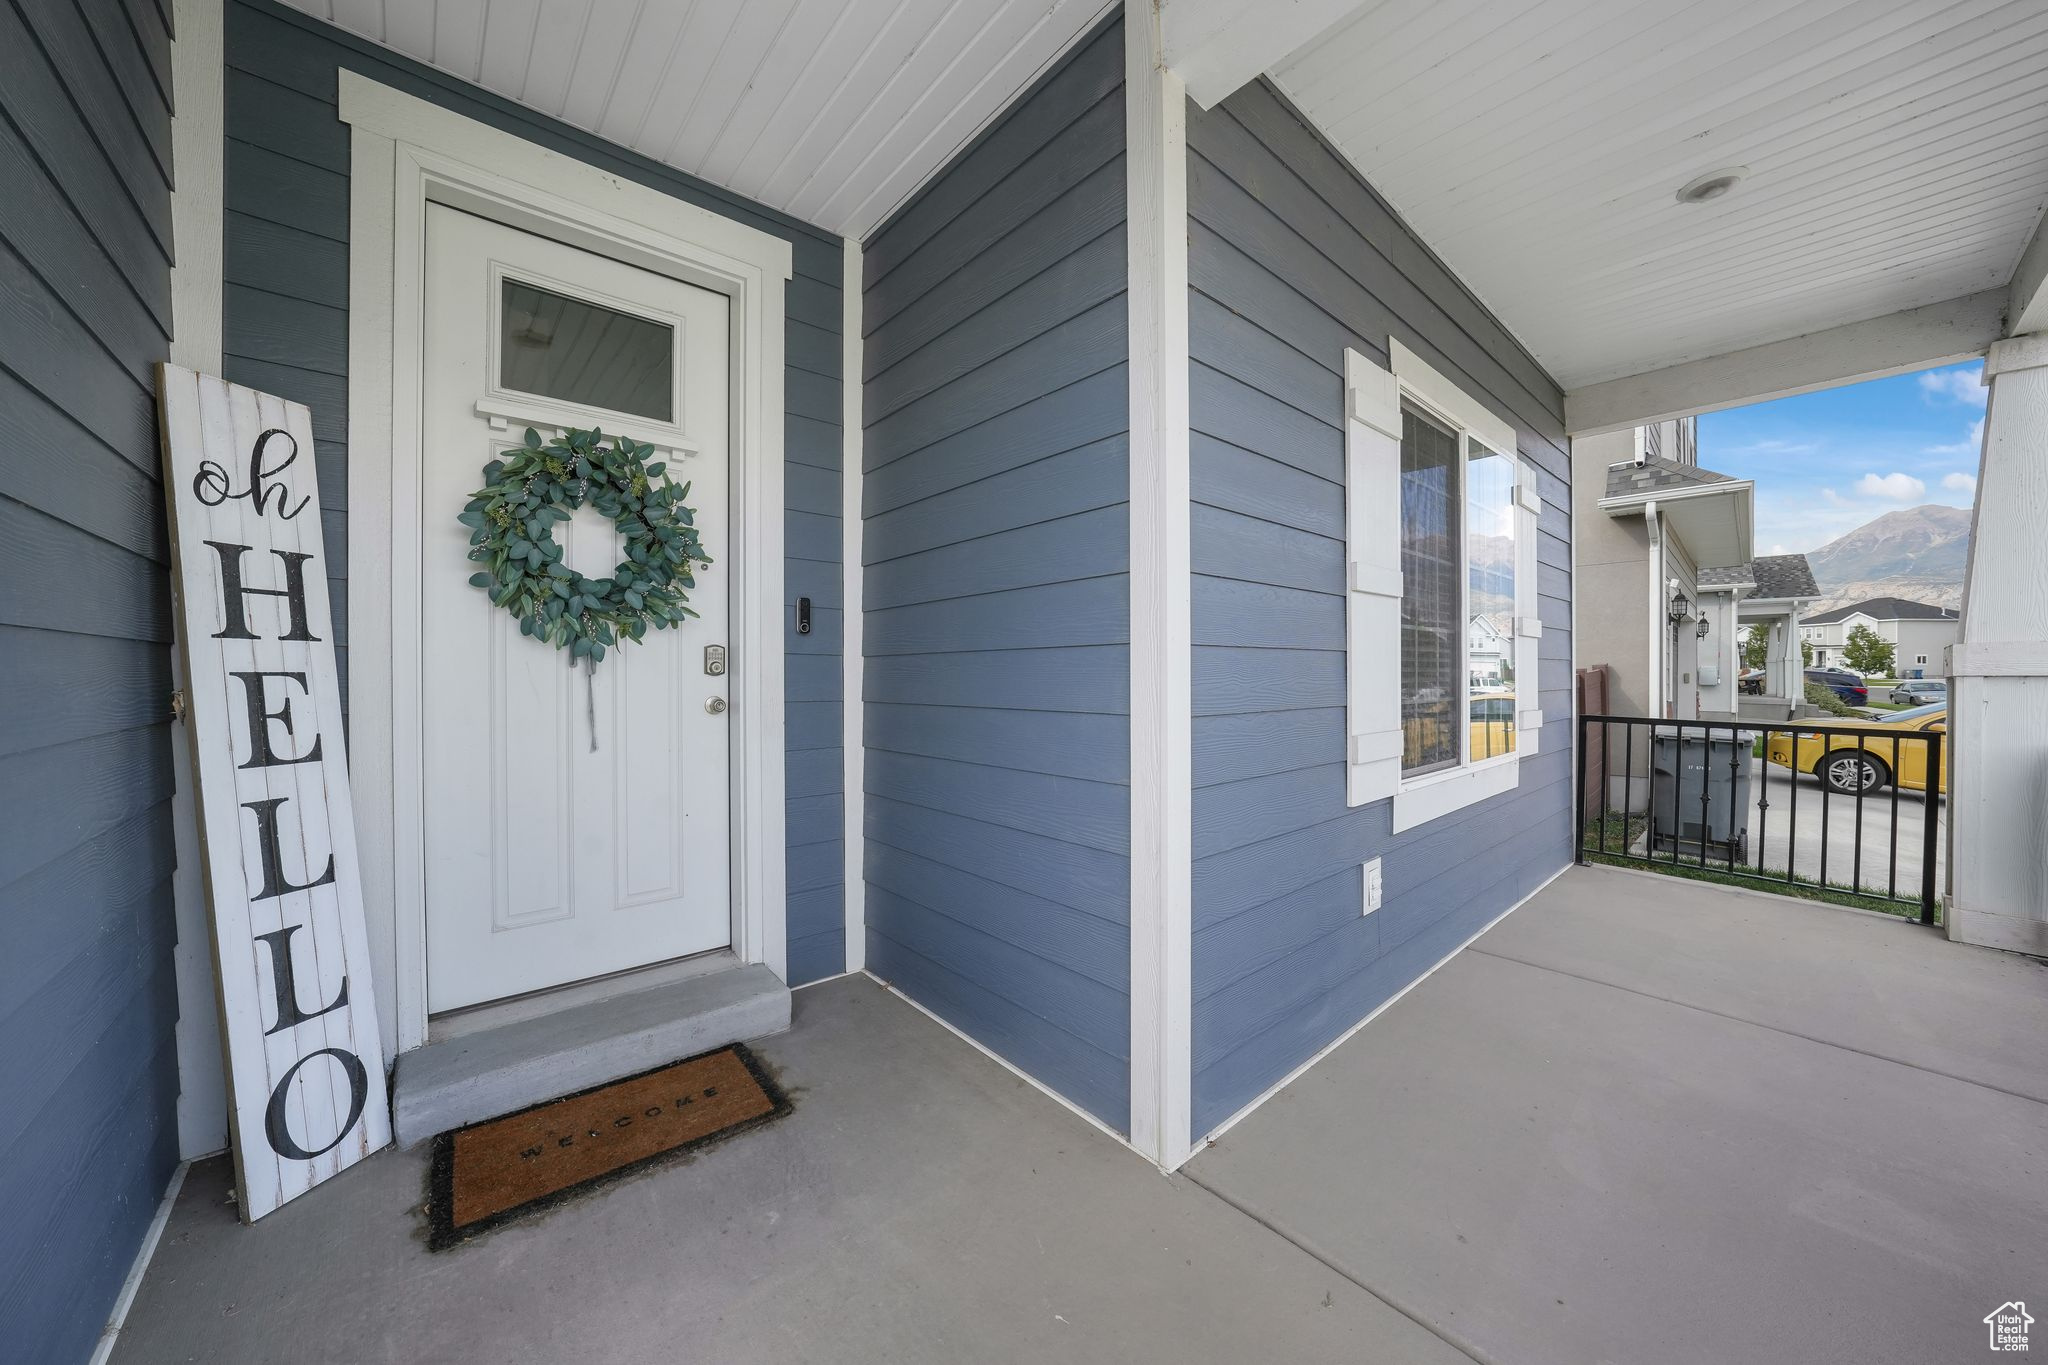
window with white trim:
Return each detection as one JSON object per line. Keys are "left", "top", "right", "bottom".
{"left": 1345, "top": 341, "right": 1540, "bottom": 832}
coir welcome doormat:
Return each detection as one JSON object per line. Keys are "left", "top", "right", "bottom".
{"left": 428, "top": 1043, "right": 790, "bottom": 1248}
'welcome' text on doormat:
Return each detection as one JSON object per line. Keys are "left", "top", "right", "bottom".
{"left": 428, "top": 1043, "right": 790, "bottom": 1248}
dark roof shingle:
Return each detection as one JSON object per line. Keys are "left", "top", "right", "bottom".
{"left": 1697, "top": 565, "right": 1754, "bottom": 589}
{"left": 1696, "top": 554, "right": 1819, "bottom": 600}
{"left": 1750, "top": 554, "right": 1820, "bottom": 600}
{"left": 1603, "top": 456, "right": 1738, "bottom": 500}
{"left": 1805, "top": 595, "right": 1959, "bottom": 624}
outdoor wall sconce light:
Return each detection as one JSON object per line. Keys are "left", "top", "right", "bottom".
{"left": 1696, "top": 615, "right": 1711, "bottom": 640}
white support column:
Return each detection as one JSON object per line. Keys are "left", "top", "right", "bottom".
{"left": 1125, "top": 0, "right": 1193, "bottom": 1170}
{"left": 1946, "top": 333, "right": 2048, "bottom": 956}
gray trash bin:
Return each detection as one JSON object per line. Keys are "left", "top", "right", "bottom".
{"left": 1650, "top": 731, "right": 1750, "bottom": 859}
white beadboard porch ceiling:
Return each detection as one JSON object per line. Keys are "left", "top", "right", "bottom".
{"left": 286, "top": 0, "right": 1115, "bottom": 240}
{"left": 1267, "top": 0, "right": 2048, "bottom": 389}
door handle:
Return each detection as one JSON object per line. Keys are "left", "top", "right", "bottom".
{"left": 705, "top": 697, "right": 727, "bottom": 715}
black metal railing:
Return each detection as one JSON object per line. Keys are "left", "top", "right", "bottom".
{"left": 1575, "top": 713, "right": 1942, "bottom": 923}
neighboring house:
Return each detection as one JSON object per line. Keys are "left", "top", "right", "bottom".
{"left": 1574, "top": 419, "right": 1755, "bottom": 733}
{"left": 1468, "top": 611, "right": 1514, "bottom": 686}
{"left": 11, "top": 1, "right": 2048, "bottom": 1357}
{"left": 1697, "top": 554, "right": 1821, "bottom": 719}
{"left": 1801, "top": 597, "right": 1962, "bottom": 675}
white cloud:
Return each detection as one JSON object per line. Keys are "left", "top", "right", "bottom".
{"left": 1942, "top": 471, "right": 1977, "bottom": 495}
{"left": 1730, "top": 437, "right": 1820, "bottom": 456}
{"left": 1927, "top": 418, "right": 1984, "bottom": 457}
{"left": 1769, "top": 544, "right": 1789, "bottom": 555}
{"left": 1918, "top": 366, "right": 1987, "bottom": 406}
{"left": 1854, "top": 472, "right": 1926, "bottom": 501}
{"left": 1820, "top": 487, "right": 1848, "bottom": 507}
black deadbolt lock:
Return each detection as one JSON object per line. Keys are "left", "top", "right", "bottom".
{"left": 795, "top": 596, "right": 811, "bottom": 635}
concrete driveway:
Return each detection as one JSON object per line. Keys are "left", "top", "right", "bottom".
{"left": 1742, "top": 763, "right": 1945, "bottom": 903}
{"left": 113, "top": 867, "right": 2046, "bottom": 1365}
{"left": 1619, "top": 743, "right": 1945, "bottom": 911}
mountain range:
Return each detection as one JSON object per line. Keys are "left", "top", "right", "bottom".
{"left": 1804, "top": 504, "right": 1971, "bottom": 612}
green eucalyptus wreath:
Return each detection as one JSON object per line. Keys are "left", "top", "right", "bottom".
{"left": 459, "top": 425, "right": 710, "bottom": 664}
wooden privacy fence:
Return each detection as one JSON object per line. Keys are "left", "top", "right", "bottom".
{"left": 1576, "top": 665, "right": 1608, "bottom": 817}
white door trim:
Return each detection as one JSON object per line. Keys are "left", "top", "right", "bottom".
{"left": 340, "top": 73, "right": 793, "bottom": 1061}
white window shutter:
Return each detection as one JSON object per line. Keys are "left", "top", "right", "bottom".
{"left": 1516, "top": 459, "right": 1544, "bottom": 756}
{"left": 1346, "top": 349, "right": 1404, "bottom": 806}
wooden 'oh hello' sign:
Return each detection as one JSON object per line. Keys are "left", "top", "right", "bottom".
{"left": 156, "top": 365, "right": 391, "bottom": 1220}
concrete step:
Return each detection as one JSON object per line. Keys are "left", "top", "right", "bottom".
{"left": 391, "top": 962, "right": 790, "bottom": 1146}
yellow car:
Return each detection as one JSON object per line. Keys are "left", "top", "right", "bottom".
{"left": 1401, "top": 690, "right": 1518, "bottom": 769}
{"left": 1764, "top": 704, "right": 1947, "bottom": 796}
{"left": 1471, "top": 689, "right": 1517, "bottom": 760}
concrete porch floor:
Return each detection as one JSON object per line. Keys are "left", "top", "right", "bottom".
{"left": 115, "top": 867, "right": 2048, "bottom": 1364}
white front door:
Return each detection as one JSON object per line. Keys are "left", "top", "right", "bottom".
{"left": 421, "top": 204, "right": 732, "bottom": 1013}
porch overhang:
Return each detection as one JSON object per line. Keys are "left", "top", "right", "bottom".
{"left": 1599, "top": 481, "right": 1755, "bottom": 573}
{"left": 1562, "top": 291, "right": 2009, "bottom": 437}
{"left": 1737, "top": 595, "right": 1815, "bottom": 619}
{"left": 272, "top": 0, "right": 1122, "bottom": 241}
{"left": 282, "top": 0, "right": 2048, "bottom": 430}
{"left": 1146, "top": 0, "right": 2048, "bottom": 433}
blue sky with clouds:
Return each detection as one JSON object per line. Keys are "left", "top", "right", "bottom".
{"left": 1696, "top": 361, "right": 1985, "bottom": 556}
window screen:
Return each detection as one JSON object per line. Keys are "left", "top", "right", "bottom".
{"left": 1467, "top": 439, "right": 1517, "bottom": 759}
{"left": 500, "top": 278, "right": 675, "bottom": 422}
{"left": 1400, "top": 404, "right": 1460, "bottom": 775}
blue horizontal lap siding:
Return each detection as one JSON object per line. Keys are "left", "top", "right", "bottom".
{"left": 0, "top": 0, "right": 180, "bottom": 1357}
{"left": 224, "top": 0, "right": 847, "bottom": 982}
{"left": 861, "top": 19, "right": 1132, "bottom": 1133}
{"left": 1186, "top": 82, "right": 1575, "bottom": 1140}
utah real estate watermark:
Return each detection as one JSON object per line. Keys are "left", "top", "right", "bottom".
{"left": 1984, "top": 1301, "right": 2033, "bottom": 1352}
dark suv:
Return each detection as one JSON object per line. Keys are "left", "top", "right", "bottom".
{"left": 1805, "top": 667, "right": 1868, "bottom": 705}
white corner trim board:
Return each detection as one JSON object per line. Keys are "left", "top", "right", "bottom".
{"left": 1124, "top": 0, "right": 1195, "bottom": 1173}
{"left": 340, "top": 72, "right": 792, "bottom": 1059}
{"left": 166, "top": 2, "right": 223, "bottom": 375}
{"left": 165, "top": 0, "right": 231, "bottom": 1163}
{"left": 842, "top": 234, "right": 866, "bottom": 975}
